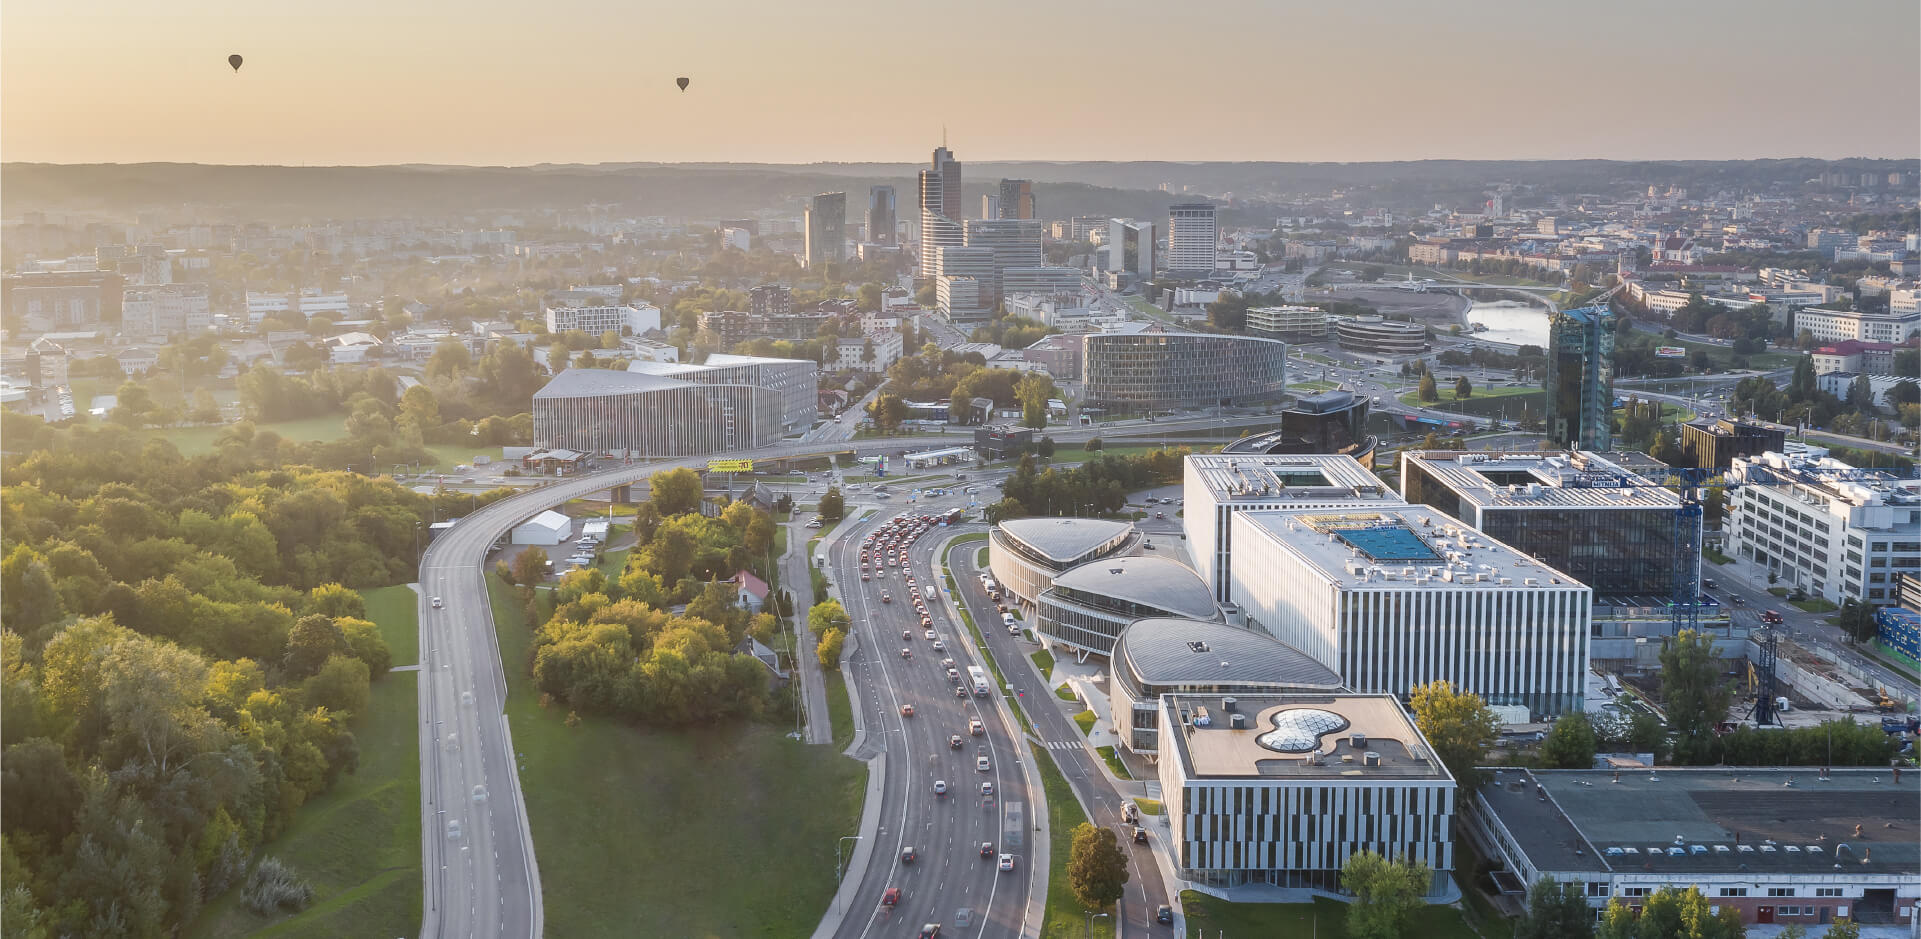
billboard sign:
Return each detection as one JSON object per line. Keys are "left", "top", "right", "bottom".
{"left": 706, "top": 459, "right": 754, "bottom": 473}
{"left": 1655, "top": 346, "right": 1686, "bottom": 359}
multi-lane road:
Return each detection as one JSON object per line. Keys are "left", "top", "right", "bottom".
{"left": 829, "top": 501, "right": 1036, "bottom": 938}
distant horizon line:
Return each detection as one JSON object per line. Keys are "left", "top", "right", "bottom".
{"left": 6, "top": 155, "right": 1920, "bottom": 170}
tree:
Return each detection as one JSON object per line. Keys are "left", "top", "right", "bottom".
{"left": 1017, "top": 373, "right": 1054, "bottom": 429}
{"left": 1540, "top": 713, "right": 1598, "bottom": 769}
{"left": 1083, "top": 437, "right": 1103, "bottom": 452}
{"left": 512, "top": 546, "right": 550, "bottom": 586}
{"left": 302, "top": 654, "right": 371, "bottom": 717}
{"left": 284, "top": 614, "right": 347, "bottom": 680}
{"left": 426, "top": 340, "right": 471, "bottom": 381}
{"left": 1454, "top": 376, "right": 1473, "bottom": 399}
{"left": 650, "top": 467, "right": 703, "bottom": 516}
{"left": 1408, "top": 680, "right": 1499, "bottom": 790}
{"left": 820, "top": 486, "right": 845, "bottom": 521}
{"left": 1065, "top": 822, "right": 1129, "bottom": 910}
{"left": 1418, "top": 372, "right": 1439, "bottom": 403}
{"left": 808, "top": 599, "right": 851, "bottom": 637}
{"left": 1341, "top": 850, "right": 1430, "bottom": 939}
{"left": 1822, "top": 921, "right": 1860, "bottom": 939}
{"left": 1036, "top": 436, "right": 1055, "bottom": 459}
{"left": 306, "top": 582, "right": 367, "bottom": 619}
{"left": 1660, "top": 629, "right": 1731, "bottom": 753}
{"left": 871, "top": 393, "right": 909, "bottom": 433}
{"left": 1835, "top": 599, "right": 1878, "bottom": 644}
{"left": 1516, "top": 878, "right": 1594, "bottom": 939}
{"left": 816, "top": 627, "right": 845, "bottom": 669}
{"left": 1607, "top": 886, "right": 1744, "bottom": 939}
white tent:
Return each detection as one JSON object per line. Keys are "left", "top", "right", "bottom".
{"left": 512, "top": 510, "right": 573, "bottom": 546}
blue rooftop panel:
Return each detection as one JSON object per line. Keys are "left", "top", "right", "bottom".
{"left": 1334, "top": 525, "right": 1438, "bottom": 562}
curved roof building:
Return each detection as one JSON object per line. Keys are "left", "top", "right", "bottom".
{"left": 532, "top": 367, "right": 788, "bottom": 458}
{"left": 1110, "top": 618, "right": 1344, "bottom": 755}
{"left": 1036, "top": 555, "right": 1220, "bottom": 656}
{"left": 988, "top": 518, "right": 1137, "bottom": 605}
{"left": 1333, "top": 315, "right": 1428, "bottom": 356}
{"left": 1082, "top": 330, "right": 1288, "bottom": 413}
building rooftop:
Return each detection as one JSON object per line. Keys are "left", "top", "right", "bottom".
{"left": 997, "top": 518, "right": 1134, "bottom": 566}
{"left": 1161, "top": 693, "right": 1452, "bottom": 781}
{"left": 703, "top": 352, "right": 815, "bottom": 367}
{"left": 533, "top": 368, "right": 686, "bottom": 398}
{"left": 1237, "top": 506, "right": 1587, "bottom": 591}
{"left": 1402, "top": 450, "right": 1682, "bottom": 510}
{"left": 1186, "top": 454, "right": 1395, "bottom": 504}
{"left": 1683, "top": 417, "right": 1794, "bottom": 438}
{"left": 1047, "top": 556, "right": 1220, "bottom": 620}
{"left": 1732, "top": 451, "right": 1921, "bottom": 508}
{"left": 1483, "top": 767, "right": 1920, "bottom": 876}
{"left": 1114, "top": 619, "right": 1341, "bottom": 691}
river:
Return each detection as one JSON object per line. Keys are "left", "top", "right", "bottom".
{"left": 1464, "top": 299, "right": 1550, "bottom": 348}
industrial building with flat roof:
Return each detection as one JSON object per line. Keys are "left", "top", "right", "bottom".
{"left": 1230, "top": 506, "right": 1592, "bottom": 717}
{"left": 1399, "top": 450, "right": 1692, "bottom": 607}
{"left": 1035, "top": 555, "right": 1220, "bottom": 657}
{"left": 988, "top": 518, "right": 1137, "bottom": 607}
{"left": 1725, "top": 450, "right": 1921, "bottom": 606}
{"left": 532, "top": 357, "right": 808, "bottom": 458}
{"left": 1157, "top": 693, "right": 1456, "bottom": 892}
{"left": 1181, "top": 454, "right": 1401, "bottom": 602}
{"left": 1469, "top": 767, "right": 1920, "bottom": 927}
{"left": 1109, "top": 619, "right": 1341, "bottom": 756}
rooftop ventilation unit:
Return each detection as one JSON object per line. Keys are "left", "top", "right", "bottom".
{"left": 1229, "top": 713, "right": 1247, "bottom": 730}
{"left": 1363, "top": 751, "right": 1381, "bottom": 767}
{"left": 1186, "top": 640, "right": 1211, "bottom": 654}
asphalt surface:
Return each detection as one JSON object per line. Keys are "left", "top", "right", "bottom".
{"left": 946, "top": 545, "right": 1176, "bottom": 938}
{"left": 830, "top": 500, "right": 1035, "bottom": 938}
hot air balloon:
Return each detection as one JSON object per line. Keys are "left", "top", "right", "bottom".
{"left": 676, "top": 77, "right": 689, "bottom": 92}
{"left": 229, "top": 54, "right": 243, "bottom": 72}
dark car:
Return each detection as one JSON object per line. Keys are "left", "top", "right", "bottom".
{"left": 1132, "top": 826, "right": 1148, "bottom": 844}
{"left": 900, "top": 846, "right": 916, "bottom": 864}
{"left": 1156, "top": 905, "right": 1174, "bottom": 924}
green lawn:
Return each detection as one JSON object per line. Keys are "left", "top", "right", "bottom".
{"left": 1179, "top": 891, "right": 1484, "bottom": 939}
{"left": 1032, "top": 742, "right": 1095, "bottom": 939}
{"left": 153, "top": 413, "right": 349, "bottom": 457}
{"left": 826, "top": 665, "right": 856, "bottom": 751}
{"left": 1133, "top": 798, "right": 1161, "bottom": 816}
{"left": 1791, "top": 597, "right": 1839, "bottom": 614}
{"left": 189, "top": 586, "right": 420, "bottom": 939}
{"left": 1072, "top": 710, "right": 1096, "bottom": 735}
{"left": 1055, "top": 683, "right": 1077, "bottom": 703}
{"left": 1095, "top": 745, "right": 1129, "bottom": 780}
{"left": 1031, "top": 647, "right": 1055, "bottom": 679}
{"left": 1398, "top": 385, "right": 1541, "bottom": 409}
{"left": 1703, "top": 547, "right": 1734, "bottom": 565}
{"left": 484, "top": 575, "right": 866, "bottom": 937}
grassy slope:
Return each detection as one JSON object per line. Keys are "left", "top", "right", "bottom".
{"left": 1179, "top": 891, "right": 1484, "bottom": 939}
{"left": 485, "top": 575, "right": 866, "bottom": 937}
{"left": 1032, "top": 742, "right": 1094, "bottom": 939}
{"left": 190, "top": 585, "right": 421, "bottom": 939}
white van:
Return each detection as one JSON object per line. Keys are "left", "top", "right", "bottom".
{"left": 1001, "top": 612, "right": 1016, "bottom": 628}
{"left": 924, "top": 586, "right": 937, "bottom": 600}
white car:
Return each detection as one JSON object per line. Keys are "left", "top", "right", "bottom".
{"left": 933, "top": 779, "right": 948, "bottom": 795}
{"left": 431, "top": 596, "right": 443, "bottom": 609}
{"left": 980, "top": 781, "right": 994, "bottom": 796}
{"left": 977, "top": 755, "right": 991, "bottom": 772}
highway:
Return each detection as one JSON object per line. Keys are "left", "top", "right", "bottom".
{"left": 829, "top": 500, "right": 1035, "bottom": 938}
{"left": 945, "top": 542, "right": 1176, "bottom": 937}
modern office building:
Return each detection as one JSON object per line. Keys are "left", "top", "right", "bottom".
{"left": 866, "top": 186, "right": 897, "bottom": 246}
{"left": 1000, "top": 266, "right": 1085, "bottom": 299}
{"left": 1035, "top": 556, "right": 1221, "bottom": 657}
{"left": 998, "top": 179, "right": 1035, "bottom": 220}
{"left": 918, "top": 146, "right": 964, "bottom": 279}
{"left": 628, "top": 353, "right": 817, "bottom": 431}
{"left": 544, "top": 303, "right": 661, "bottom": 337}
{"left": 933, "top": 244, "right": 998, "bottom": 320}
{"left": 1157, "top": 693, "right": 1456, "bottom": 893}
{"left": 1546, "top": 305, "right": 1616, "bottom": 451}
{"left": 122, "top": 283, "right": 212, "bottom": 337}
{"left": 749, "top": 283, "right": 793, "bottom": 318}
{"left": 1724, "top": 450, "right": 1921, "bottom": 605}
{"left": 936, "top": 276, "right": 988, "bottom": 321}
{"left": 1165, "top": 203, "right": 1220, "bottom": 276}
{"left": 1470, "top": 767, "right": 1919, "bottom": 928}
{"left": 973, "top": 424, "right": 1035, "bottom": 460}
{"left": 1230, "top": 506, "right": 1592, "bottom": 717}
{"left": 965, "top": 218, "right": 1045, "bottom": 291}
{"left": 1109, "top": 619, "right": 1341, "bottom": 757}
{"left": 804, "top": 192, "right": 846, "bottom": 269}
{"left": 1399, "top": 450, "right": 1688, "bottom": 606}
{"left": 1246, "top": 305, "right": 1329, "bottom": 340}
{"left": 1333, "top": 315, "right": 1428, "bottom": 356}
{"left": 981, "top": 194, "right": 1000, "bottom": 220}
{"left": 532, "top": 367, "right": 788, "bottom": 457}
{"left": 1794, "top": 307, "right": 1921, "bottom": 344}
{"left": 1081, "top": 330, "right": 1288, "bottom": 414}
{"left": 1222, "top": 391, "right": 1375, "bottom": 462}
{"left": 1680, "top": 417, "right": 1790, "bottom": 470}
{"left": 989, "top": 518, "right": 1137, "bottom": 607}
{"left": 1106, "top": 219, "right": 1156, "bottom": 276}
{"left": 1182, "top": 453, "right": 1401, "bottom": 602}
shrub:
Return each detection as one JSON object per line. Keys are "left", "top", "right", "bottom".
{"left": 242, "top": 857, "right": 314, "bottom": 916}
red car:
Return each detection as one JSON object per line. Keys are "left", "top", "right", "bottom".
{"left": 882, "top": 887, "right": 901, "bottom": 906}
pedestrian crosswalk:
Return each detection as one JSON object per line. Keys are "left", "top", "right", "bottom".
{"left": 1041, "top": 741, "right": 1079, "bottom": 751}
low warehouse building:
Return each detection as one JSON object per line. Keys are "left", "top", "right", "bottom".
{"left": 512, "top": 509, "right": 573, "bottom": 546}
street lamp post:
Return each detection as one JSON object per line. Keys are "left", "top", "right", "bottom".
{"left": 835, "top": 835, "right": 862, "bottom": 913}
{"left": 1085, "top": 910, "right": 1111, "bottom": 938}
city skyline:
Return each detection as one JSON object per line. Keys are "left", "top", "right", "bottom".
{"left": 4, "top": 0, "right": 1917, "bottom": 166}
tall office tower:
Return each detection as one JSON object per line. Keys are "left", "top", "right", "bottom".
{"left": 998, "top": 179, "right": 1035, "bottom": 219}
{"left": 867, "top": 186, "right": 897, "bottom": 246}
{"left": 1545, "top": 305, "right": 1615, "bottom": 451}
{"left": 981, "top": 195, "right": 1000, "bottom": 220}
{"left": 918, "top": 146, "right": 964, "bottom": 278}
{"left": 1165, "top": 203, "right": 1219, "bottom": 276}
{"left": 804, "top": 192, "right": 846, "bottom": 269}
{"left": 1106, "top": 219, "right": 1155, "bottom": 275}
{"left": 963, "top": 219, "right": 1044, "bottom": 297}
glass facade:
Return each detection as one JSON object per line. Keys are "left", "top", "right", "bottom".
{"left": 1083, "top": 332, "right": 1287, "bottom": 413}
{"left": 1546, "top": 306, "right": 1615, "bottom": 451}
{"left": 532, "top": 381, "right": 784, "bottom": 457}
{"left": 1477, "top": 507, "right": 1678, "bottom": 602}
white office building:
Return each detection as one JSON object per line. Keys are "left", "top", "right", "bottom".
{"left": 1110, "top": 619, "right": 1341, "bottom": 757}
{"left": 1157, "top": 692, "right": 1456, "bottom": 892}
{"left": 1724, "top": 450, "right": 1921, "bottom": 605}
{"left": 1245, "top": 305, "right": 1329, "bottom": 339}
{"left": 1107, "top": 219, "right": 1156, "bottom": 276}
{"left": 543, "top": 303, "right": 661, "bottom": 337}
{"left": 1182, "top": 454, "right": 1402, "bottom": 602}
{"left": 1165, "top": 203, "right": 1220, "bottom": 276}
{"left": 1793, "top": 307, "right": 1921, "bottom": 344}
{"left": 831, "top": 329, "right": 903, "bottom": 373}
{"left": 1230, "top": 507, "right": 1592, "bottom": 717}
{"left": 122, "top": 283, "right": 212, "bottom": 338}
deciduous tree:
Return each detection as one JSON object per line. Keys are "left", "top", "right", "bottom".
{"left": 1516, "top": 877, "right": 1594, "bottom": 939}
{"left": 1408, "top": 680, "right": 1499, "bottom": 790}
{"left": 817, "top": 627, "right": 845, "bottom": 669}
{"left": 1540, "top": 713, "right": 1597, "bottom": 769}
{"left": 1066, "top": 822, "right": 1129, "bottom": 910}
{"left": 1341, "top": 850, "right": 1430, "bottom": 939}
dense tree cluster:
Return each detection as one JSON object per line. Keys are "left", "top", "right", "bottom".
{"left": 518, "top": 486, "right": 777, "bottom": 723}
{"left": 1598, "top": 886, "right": 1747, "bottom": 939}
{"left": 1, "top": 429, "right": 409, "bottom": 934}
{"left": 986, "top": 448, "right": 1190, "bottom": 521}
{"left": 1340, "top": 850, "right": 1431, "bottom": 939}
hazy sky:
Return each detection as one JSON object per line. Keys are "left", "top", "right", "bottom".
{"left": 5, "top": 0, "right": 1917, "bottom": 166}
